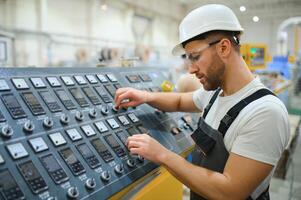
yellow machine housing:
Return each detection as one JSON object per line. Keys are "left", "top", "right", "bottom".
{"left": 241, "top": 44, "right": 267, "bottom": 71}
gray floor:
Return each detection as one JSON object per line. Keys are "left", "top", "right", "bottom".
{"left": 270, "top": 127, "right": 301, "bottom": 200}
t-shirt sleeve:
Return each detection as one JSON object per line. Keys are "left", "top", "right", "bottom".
{"left": 192, "top": 88, "right": 212, "bottom": 111}
{"left": 231, "top": 100, "right": 290, "bottom": 166}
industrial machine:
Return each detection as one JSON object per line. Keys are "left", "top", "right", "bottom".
{"left": 241, "top": 44, "right": 267, "bottom": 70}
{"left": 0, "top": 67, "right": 197, "bottom": 200}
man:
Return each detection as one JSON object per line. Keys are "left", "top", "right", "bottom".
{"left": 114, "top": 4, "right": 289, "bottom": 200}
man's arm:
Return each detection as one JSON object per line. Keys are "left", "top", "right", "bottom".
{"left": 127, "top": 134, "right": 273, "bottom": 200}
{"left": 114, "top": 87, "right": 200, "bottom": 112}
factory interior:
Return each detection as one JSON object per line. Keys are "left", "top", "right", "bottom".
{"left": 0, "top": 0, "right": 301, "bottom": 200}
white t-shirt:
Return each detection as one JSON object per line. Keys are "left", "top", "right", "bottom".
{"left": 192, "top": 77, "right": 290, "bottom": 199}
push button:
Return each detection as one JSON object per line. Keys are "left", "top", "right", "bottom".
{"left": 96, "top": 74, "right": 108, "bottom": 83}
{"left": 86, "top": 75, "right": 98, "bottom": 84}
{"left": 66, "top": 129, "right": 82, "bottom": 141}
{"left": 128, "top": 113, "right": 139, "bottom": 123}
{"left": 117, "top": 115, "right": 130, "bottom": 126}
{"left": 30, "top": 78, "right": 46, "bottom": 88}
{"left": 11, "top": 78, "right": 29, "bottom": 89}
{"left": 0, "top": 79, "right": 10, "bottom": 91}
{"left": 94, "top": 121, "right": 108, "bottom": 133}
{"left": 49, "top": 132, "right": 67, "bottom": 147}
{"left": 80, "top": 125, "right": 96, "bottom": 137}
{"left": 74, "top": 75, "right": 87, "bottom": 85}
{"left": 61, "top": 76, "right": 75, "bottom": 86}
{"left": 46, "top": 77, "right": 61, "bottom": 87}
{"left": 28, "top": 137, "right": 48, "bottom": 153}
{"left": 6, "top": 143, "right": 29, "bottom": 160}
{"left": 106, "top": 118, "right": 120, "bottom": 129}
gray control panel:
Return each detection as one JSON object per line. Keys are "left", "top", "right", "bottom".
{"left": 0, "top": 67, "right": 197, "bottom": 200}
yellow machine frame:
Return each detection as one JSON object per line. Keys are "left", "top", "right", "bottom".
{"left": 241, "top": 43, "right": 268, "bottom": 71}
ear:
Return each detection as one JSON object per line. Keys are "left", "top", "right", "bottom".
{"left": 217, "top": 38, "right": 231, "bottom": 58}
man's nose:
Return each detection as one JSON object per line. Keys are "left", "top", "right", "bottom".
{"left": 188, "top": 63, "right": 198, "bottom": 74}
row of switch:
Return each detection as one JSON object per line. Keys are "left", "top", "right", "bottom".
{"left": 5, "top": 113, "right": 140, "bottom": 160}
{"left": 0, "top": 103, "right": 139, "bottom": 138}
{"left": 0, "top": 73, "right": 118, "bottom": 91}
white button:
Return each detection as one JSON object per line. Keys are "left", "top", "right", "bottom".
{"left": 66, "top": 128, "right": 82, "bottom": 141}
{"left": 7, "top": 143, "right": 29, "bottom": 159}
{"left": 61, "top": 76, "right": 75, "bottom": 86}
{"left": 29, "top": 137, "right": 49, "bottom": 153}
{"left": 30, "top": 78, "right": 46, "bottom": 88}
{"left": 49, "top": 132, "right": 66, "bottom": 146}
{"left": 81, "top": 125, "right": 96, "bottom": 137}
{"left": 11, "top": 78, "right": 29, "bottom": 89}
{"left": 94, "top": 121, "right": 108, "bottom": 133}
{"left": 0, "top": 79, "right": 10, "bottom": 91}
{"left": 74, "top": 76, "right": 87, "bottom": 85}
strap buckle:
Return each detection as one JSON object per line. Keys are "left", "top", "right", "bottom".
{"left": 221, "top": 114, "right": 232, "bottom": 126}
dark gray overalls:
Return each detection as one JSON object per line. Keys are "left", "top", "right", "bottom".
{"left": 190, "top": 88, "right": 274, "bottom": 200}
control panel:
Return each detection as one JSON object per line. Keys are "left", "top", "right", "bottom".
{"left": 0, "top": 67, "right": 197, "bottom": 200}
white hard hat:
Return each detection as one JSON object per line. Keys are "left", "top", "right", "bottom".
{"left": 172, "top": 4, "right": 244, "bottom": 55}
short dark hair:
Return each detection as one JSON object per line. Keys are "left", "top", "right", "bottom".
{"left": 182, "top": 30, "right": 241, "bottom": 52}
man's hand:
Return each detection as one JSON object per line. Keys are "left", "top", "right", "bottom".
{"left": 126, "top": 134, "right": 169, "bottom": 164}
{"left": 114, "top": 87, "right": 150, "bottom": 109}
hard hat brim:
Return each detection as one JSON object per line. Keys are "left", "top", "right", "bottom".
{"left": 172, "top": 43, "right": 185, "bottom": 56}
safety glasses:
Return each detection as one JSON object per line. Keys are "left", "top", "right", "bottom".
{"left": 184, "top": 39, "right": 221, "bottom": 64}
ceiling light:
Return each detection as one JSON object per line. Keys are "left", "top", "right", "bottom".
{"left": 101, "top": 4, "right": 107, "bottom": 10}
{"left": 239, "top": 6, "right": 246, "bottom": 12}
{"left": 253, "top": 16, "right": 259, "bottom": 22}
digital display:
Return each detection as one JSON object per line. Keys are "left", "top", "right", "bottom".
{"left": 104, "top": 135, "right": 120, "bottom": 148}
{"left": 94, "top": 86, "right": 112, "bottom": 103}
{"left": 116, "top": 131, "right": 130, "bottom": 146}
{"left": 1, "top": 93, "right": 27, "bottom": 119}
{"left": 91, "top": 138, "right": 108, "bottom": 153}
{"left": 60, "top": 148, "right": 78, "bottom": 165}
{"left": 39, "top": 91, "right": 62, "bottom": 112}
{"left": 82, "top": 87, "right": 101, "bottom": 105}
{"left": 127, "top": 127, "right": 140, "bottom": 135}
{"left": 40, "top": 154, "right": 62, "bottom": 172}
{"left": 56, "top": 90, "right": 70, "bottom": 101}
{"left": 77, "top": 143, "right": 94, "bottom": 158}
{"left": 18, "top": 161, "right": 42, "bottom": 181}
{"left": 55, "top": 89, "right": 76, "bottom": 109}
{"left": 77, "top": 143, "right": 101, "bottom": 168}
{"left": 69, "top": 88, "right": 89, "bottom": 107}
{"left": 104, "top": 84, "right": 116, "bottom": 97}
{"left": 139, "top": 74, "right": 152, "bottom": 82}
{"left": 60, "top": 147, "right": 85, "bottom": 175}
{"left": 126, "top": 74, "right": 140, "bottom": 83}
{"left": 2, "top": 93, "right": 22, "bottom": 110}
{"left": 0, "top": 169, "right": 18, "bottom": 191}
{"left": 39, "top": 91, "right": 56, "bottom": 104}
{"left": 21, "top": 92, "right": 45, "bottom": 115}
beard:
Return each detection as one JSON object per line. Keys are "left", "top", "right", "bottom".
{"left": 202, "top": 54, "right": 225, "bottom": 91}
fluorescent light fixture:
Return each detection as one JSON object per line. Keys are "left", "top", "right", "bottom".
{"left": 253, "top": 16, "right": 259, "bottom": 22}
{"left": 101, "top": 4, "right": 107, "bottom": 10}
{"left": 239, "top": 6, "right": 246, "bottom": 12}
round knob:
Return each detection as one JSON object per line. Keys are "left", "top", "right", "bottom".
{"left": 23, "top": 120, "right": 35, "bottom": 133}
{"left": 137, "top": 155, "right": 145, "bottom": 163}
{"left": 85, "top": 178, "right": 96, "bottom": 190}
{"left": 43, "top": 117, "right": 54, "bottom": 129}
{"left": 112, "top": 105, "right": 118, "bottom": 113}
{"left": 114, "top": 164, "right": 124, "bottom": 175}
{"left": 100, "top": 170, "right": 111, "bottom": 182}
{"left": 1, "top": 125, "right": 13, "bottom": 138}
{"left": 60, "top": 114, "right": 70, "bottom": 125}
{"left": 101, "top": 105, "right": 109, "bottom": 115}
{"left": 126, "top": 159, "right": 136, "bottom": 168}
{"left": 75, "top": 111, "right": 84, "bottom": 121}
{"left": 67, "top": 187, "right": 79, "bottom": 199}
{"left": 89, "top": 108, "right": 97, "bottom": 118}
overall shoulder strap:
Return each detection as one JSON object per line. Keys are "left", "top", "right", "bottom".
{"left": 218, "top": 88, "right": 276, "bottom": 137}
{"left": 202, "top": 88, "right": 221, "bottom": 119}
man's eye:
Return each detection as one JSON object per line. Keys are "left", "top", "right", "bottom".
{"left": 190, "top": 54, "right": 200, "bottom": 61}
